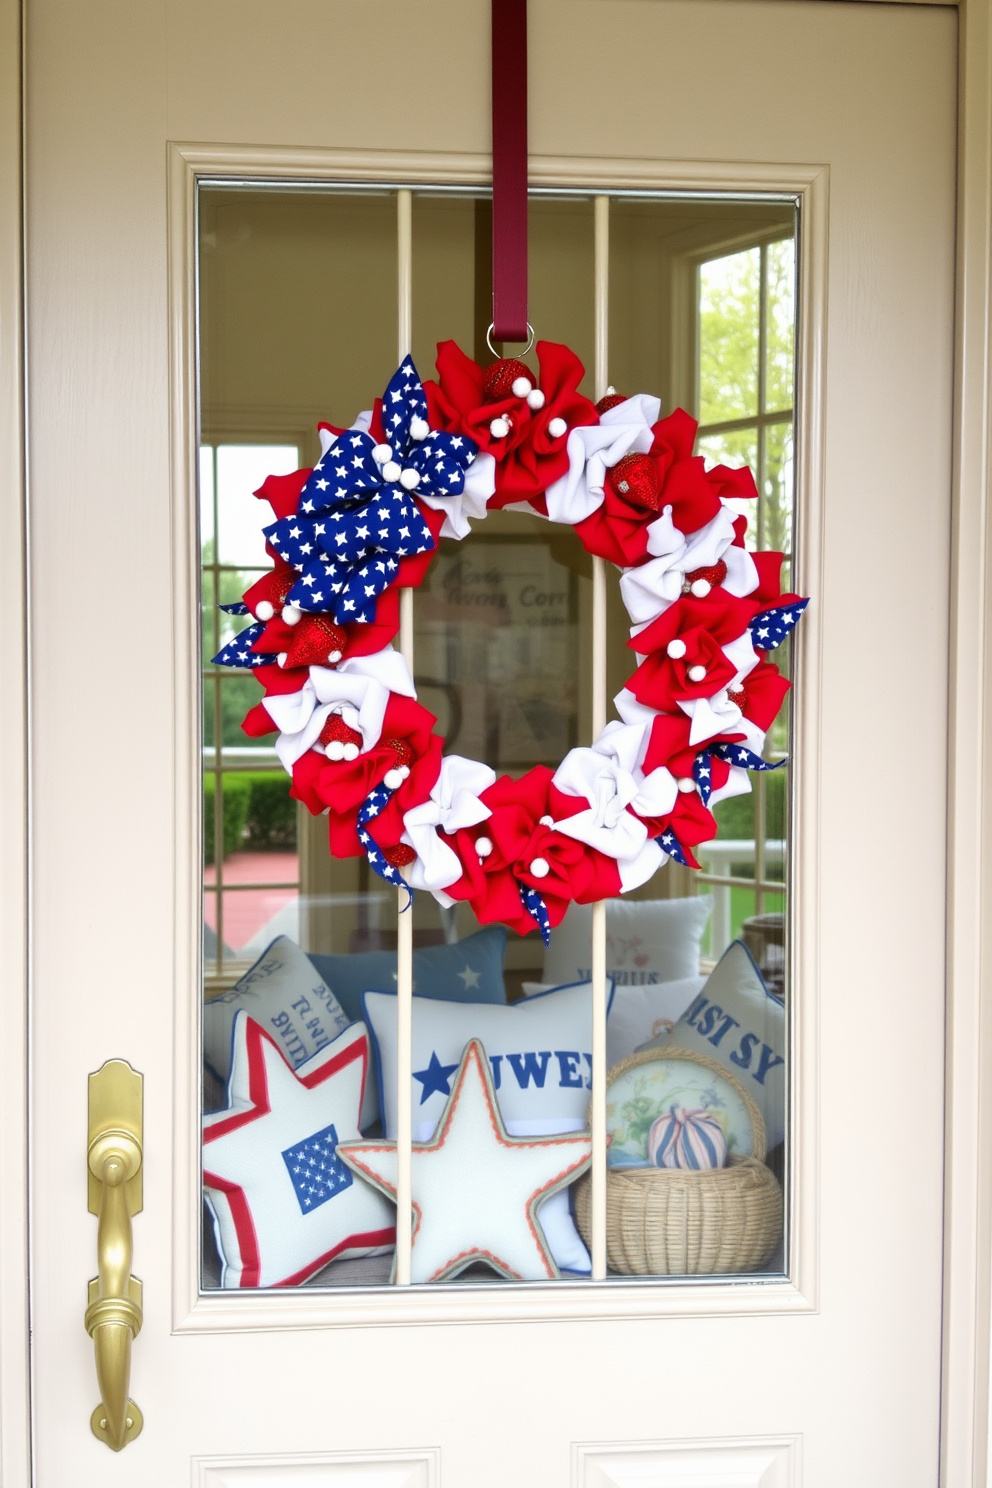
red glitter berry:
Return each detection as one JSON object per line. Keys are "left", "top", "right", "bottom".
{"left": 595, "top": 392, "right": 627, "bottom": 414}
{"left": 482, "top": 357, "right": 533, "bottom": 403}
{"left": 727, "top": 686, "right": 747, "bottom": 709}
{"left": 382, "top": 843, "right": 417, "bottom": 868}
{"left": 383, "top": 737, "right": 415, "bottom": 769}
{"left": 284, "top": 615, "right": 348, "bottom": 670}
{"left": 319, "top": 714, "right": 363, "bottom": 750}
{"left": 682, "top": 559, "right": 728, "bottom": 594}
{"left": 605, "top": 453, "right": 663, "bottom": 512}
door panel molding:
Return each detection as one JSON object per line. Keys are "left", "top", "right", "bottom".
{"left": 571, "top": 1436, "right": 799, "bottom": 1488}
{"left": 193, "top": 1447, "right": 439, "bottom": 1488}
{"left": 168, "top": 143, "right": 827, "bottom": 1334}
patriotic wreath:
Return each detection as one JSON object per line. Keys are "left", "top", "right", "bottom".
{"left": 213, "top": 342, "right": 808, "bottom": 945}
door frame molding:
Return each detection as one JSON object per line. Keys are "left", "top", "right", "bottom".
{"left": 940, "top": 2, "right": 992, "bottom": 1482}
{"left": 167, "top": 142, "right": 827, "bottom": 1334}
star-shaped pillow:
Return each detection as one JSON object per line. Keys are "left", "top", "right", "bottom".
{"left": 340, "top": 1038, "right": 592, "bottom": 1283}
{"left": 203, "top": 1014, "right": 395, "bottom": 1287}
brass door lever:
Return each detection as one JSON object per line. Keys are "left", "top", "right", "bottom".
{"left": 85, "top": 1060, "right": 144, "bottom": 1450}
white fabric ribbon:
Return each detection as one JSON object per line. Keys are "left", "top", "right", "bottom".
{"left": 622, "top": 505, "right": 760, "bottom": 626}
{"left": 544, "top": 394, "right": 661, "bottom": 525}
{"left": 551, "top": 742, "right": 677, "bottom": 890}
{"left": 262, "top": 647, "right": 416, "bottom": 772}
{"left": 402, "top": 756, "right": 497, "bottom": 892}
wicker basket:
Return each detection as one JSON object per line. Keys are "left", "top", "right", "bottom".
{"left": 573, "top": 1047, "right": 783, "bottom": 1276}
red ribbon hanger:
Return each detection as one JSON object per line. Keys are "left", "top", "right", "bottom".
{"left": 491, "top": 0, "right": 529, "bottom": 345}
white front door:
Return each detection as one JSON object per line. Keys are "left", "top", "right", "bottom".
{"left": 25, "top": 2, "right": 957, "bottom": 1483}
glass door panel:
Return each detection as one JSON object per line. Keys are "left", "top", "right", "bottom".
{"left": 197, "top": 183, "right": 798, "bottom": 1290}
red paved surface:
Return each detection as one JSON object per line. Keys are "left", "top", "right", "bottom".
{"left": 204, "top": 851, "right": 298, "bottom": 954}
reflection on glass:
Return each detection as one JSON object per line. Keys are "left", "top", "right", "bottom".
{"left": 197, "top": 184, "right": 798, "bottom": 1291}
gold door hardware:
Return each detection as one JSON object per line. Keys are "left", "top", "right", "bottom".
{"left": 85, "top": 1059, "right": 144, "bottom": 1451}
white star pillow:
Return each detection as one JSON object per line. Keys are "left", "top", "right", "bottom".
{"left": 340, "top": 1039, "right": 592, "bottom": 1283}
{"left": 203, "top": 1014, "right": 395, "bottom": 1288}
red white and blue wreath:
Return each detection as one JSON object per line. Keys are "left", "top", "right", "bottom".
{"left": 213, "top": 341, "right": 808, "bottom": 945}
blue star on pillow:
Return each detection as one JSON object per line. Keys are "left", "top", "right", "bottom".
{"left": 413, "top": 1051, "right": 459, "bottom": 1104}
{"left": 202, "top": 1014, "right": 395, "bottom": 1287}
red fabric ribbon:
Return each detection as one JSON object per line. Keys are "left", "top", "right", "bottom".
{"left": 491, "top": 0, "right": 528, "bottom": 342}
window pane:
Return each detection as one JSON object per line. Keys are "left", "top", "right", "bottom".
{"left": 216, "top": 445, "right": 299, "bottom": 568}
{"left": 699, "top": 247, "right": 760, "bottom": 424}
{"left": 764, "top": 420, "right": 794, "bottom": 555}
{"left": 197, "top": 186, "right": 799, "bottom": 1292}
{"left": 765, "top": 238, "right": 796, "bottom": 414}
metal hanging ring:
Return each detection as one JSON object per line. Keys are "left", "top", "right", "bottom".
{"left": 486, "top": 322, "right": 535, "bottom": 359}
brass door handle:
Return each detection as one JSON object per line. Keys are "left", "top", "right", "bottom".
{"left": 85, "top": 1060, "right": 144, "bottom": 1450}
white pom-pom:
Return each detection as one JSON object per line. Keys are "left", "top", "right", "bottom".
{"left": 529, "top": 856, "right": 550, "bottom": 878}
{"left": 511, "top": 375, "right": 533, "bottom": 398}
{"left": 527, "top": 388, "right": 545, "bottom": 409}
{"left": 475, "top": 835, "right": 493, "bottom": 858}
{"left": 677, "top": 777, "right": 696, "bottom": 794}
{"left": 277, "top": 652, "right": 288, "bottom": 669}
{"left": 372, "top": 443, "right": 393, "bottom": 464}
{"left": 382, "top": 461, "right": 402, "bottom": 483}
{"left": 282, "top": 604, "right": 302, "bottom": 626}
{"left": 539, "top": 815, "right": 554, "bottom": 828}
{"left": 255, "top": 599, "right": 274, "bottom": 621}
{"left": 666, "top": 638, "right": 687, "bottom": 659}
{"left": 398, "top": 764, "right": 411, "bottom": 780}
{"left": 327, "top": 740, "right": 346, "bottom": 761}
{"left": 548, "top": 417, "right": 567, "bottom": 438}
{"left": 327, "top": 649, "right": 343, "bottom": 664}
{"left": 687, "top": 664, "right": 707, "bottom": 682}
{"left": 399, "top": 467, "right": 421, "bottom": 490}
{"left": 409, "top": 416, "right": 430, "bottom": 441}
{"left": 384, "top": 768, "right": 404, "bottom": 790}
{"left": 690, "top": 578, "right": 711, "bottom": 598}
{"left": 489, "top": 417, "right": 510, "bottom": 439}
{"left": 342, "top": 742, "right": 359, "bottom": 761}
{"left": 605, "top": 385, "right": 616, "bottom": 396}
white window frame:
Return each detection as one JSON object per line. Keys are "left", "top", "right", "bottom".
{"left": 167, "top": 144, "right": 827, "bottom": 1335}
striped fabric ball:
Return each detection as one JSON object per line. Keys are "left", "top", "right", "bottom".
{"left": 648, "top": 1106, "right": 727, "bottom": 1171}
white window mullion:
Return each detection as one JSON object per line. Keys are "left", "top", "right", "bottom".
{"left": 590, "top": 194, "right": 610, "bottom": 1282}
{"left": 394, "top": 187, "right": 415, "bottom": 1286}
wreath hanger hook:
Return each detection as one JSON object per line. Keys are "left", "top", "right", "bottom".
{"left": 486, "top": 321, "right": 535, "bottom": 359}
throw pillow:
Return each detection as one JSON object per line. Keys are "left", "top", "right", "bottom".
{"left": 542, "top": 896, "right": 713, "bottom": 988}
{"left": 651, "top": 940, "right": 786, "bottom": 1148}
{"left": 202, "top": 1015, "right": 395, "bottom": 1288}
{"left": 308, "top": 924, "right": 508, "bottom": 1025}
{"left": 362, "top": 979, "right": 614, "bottom": 1274}
{"left": 204, "top": 935, "right": 350, "bottom": 1082}
{"left": 522, "top": 974, "right": 707, "bottom": 1069}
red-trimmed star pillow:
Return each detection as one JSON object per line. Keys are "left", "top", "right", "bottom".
{"left": 203, "top": 1015, "right": 395, "bottom": 1288}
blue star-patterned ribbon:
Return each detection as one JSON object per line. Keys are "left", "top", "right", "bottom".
{"left": 693, "top": 749, "right": 714, "bottom": 806}
{"left": 519, "top": 883, "right": 551, "bottom": 946}
{"left": 749, "top": 597, "right": 809, "bottom": 651}
{"left": 657, "top": 829, "right": 689, "bottom": 867}
{"left": 264, "top": 359, "right": 479, "bottom": 625}
{"left": 218, "top": 601, "right": 249, "bottom": 615}
{"left": 357, "top": 781, "right": 413, "bottom": 908}
{"left": 710, "top": 742, "right": 788, "bottom": 774}
{"left": 265, "top": 487, "right": 433, "bottom": 624}
{"left": 212, "top": 622, "right": 274, "bottom": 669}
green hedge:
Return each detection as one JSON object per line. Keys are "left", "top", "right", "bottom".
{"left": 203, "top": 771, "right": 297, "bottom": 864}
{"left": 240, "top": 771, "right": 298, "bottom": 850}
